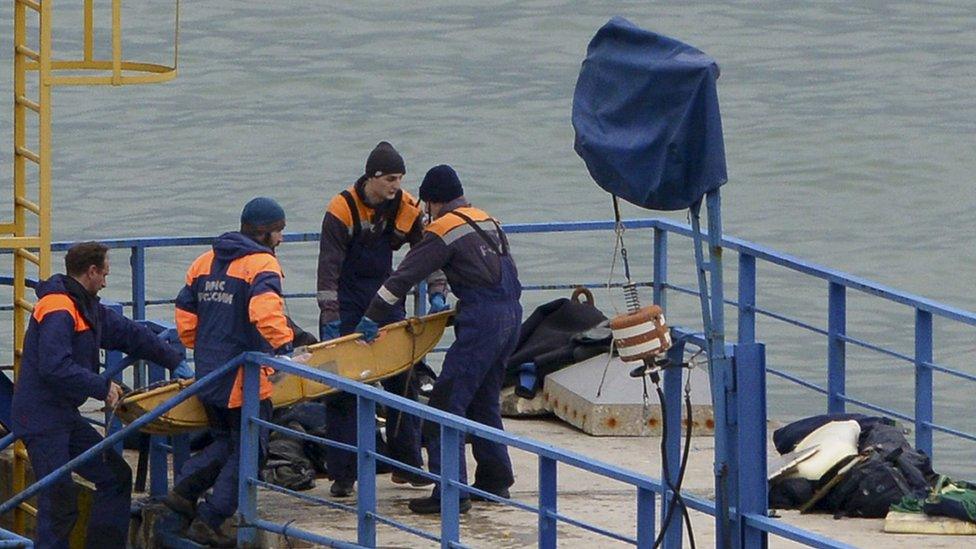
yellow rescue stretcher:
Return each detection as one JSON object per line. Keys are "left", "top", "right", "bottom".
{"left": 115, "top": 310, "right": 453, "bottom": 435}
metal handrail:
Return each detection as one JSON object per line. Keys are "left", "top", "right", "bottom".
{"left": 0, "top": 359, "right": 238, "bottom": 517}
{"left": 235, "top": 353, "right": 682, "bottom": 548}
{"left": 1, "top": 218, "right": 973, "bottom": 546}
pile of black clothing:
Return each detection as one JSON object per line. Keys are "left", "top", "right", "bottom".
{"left": 503, "top": 292, "right": 612, "bottom": 398}
{"left": 770, "top": 414, "right": 937, "bottom": 518}
{"left": 262, "top": 401, "right": 331, "bottom": 491}
{"left": 258, "top": 362, "right": 438, "bottom": 492}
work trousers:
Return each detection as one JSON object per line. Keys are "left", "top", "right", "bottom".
{"left": 324, "top": 310, "right": 422, "bottom": 483}
{"left": 324, "top": 368, "right": 423, "bottom": 482}
{"left": 22, "top": 416, "right": 132, "bottom": 549}
{"left": 173, "top": 399, "right": 272, "bottom": 529}
{"left": 427, "top": 299, "right": 521, "bottom": 498}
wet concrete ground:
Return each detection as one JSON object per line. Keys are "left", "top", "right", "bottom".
{"left": 256, "top": 417, "right": 967, "bottom": 548}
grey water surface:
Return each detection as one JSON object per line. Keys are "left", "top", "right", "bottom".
{"left": 0, "top": 1, "right": 973, "bottom": 475}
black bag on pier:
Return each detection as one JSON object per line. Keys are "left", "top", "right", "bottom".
{"left": 818, "top": 448, "right": 929, "bottom": 518}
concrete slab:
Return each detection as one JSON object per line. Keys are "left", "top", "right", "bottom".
{"left": 542, "top": 353, "right": 713, "bottom": 436}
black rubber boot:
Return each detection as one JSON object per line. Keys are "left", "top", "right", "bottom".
{"left": 408, "top": 495, "right": 472, "bottom": 515}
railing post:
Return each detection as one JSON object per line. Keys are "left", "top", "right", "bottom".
{"left": 104, "top": 302, "right": 125, "bottom": 454}
{"left": 636, "top": 486, "right": 656, "bottom": 549}
{"left": 538, "top": 456, "right": 557, "bottom": 549}
{"left": 735, "top": 343, "right": 768, "bottom": 549}
{"left": 661, "top": 364, "right": 683, "bottom": 549}
{"left": 356, "top": 396, "right": 377, "bottom": 547}
{"left": 439, "top": 426, "right": 461, "bottom": 548}
{"left": 130, "top": 246, "right": 147, "bottom": 388}
{"left": 737, "top": 253, "right": 756, "bottom": 344}
{"left": 827, "top": 282, "right": 846, "bottom": 414}
{"left": 148, "top": 360, "right": 168, "bottom": 498}
{"left": 914, "top": 310, "right": 933, "bottom": 457}
{"left": 653, "top": 227, "right": 668, "bottom": 310}
{"left": 236, "top": 357, "right": 261, "bottom": 547}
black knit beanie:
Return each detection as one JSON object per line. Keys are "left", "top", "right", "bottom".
{"left": 419, "top": 165, "right": 464, "bottom": 203}
{"left": 364, "top": 141, "right": 406, "bottom": 178}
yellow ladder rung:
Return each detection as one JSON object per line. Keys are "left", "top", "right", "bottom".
{"left": 15, "top": 197, "right": 41, "bottom": 216}
{"left": 19, "top": 503, "right": 37, "bottom": 517}
{"left": 15, "top": 248, "right": 41, "bottom": 266}
{"left": 15, "top": 45, "right": 39, "bottom": 62}
{"left": 14, "top": 298, "right": 34, "bottom": 313}
{"left": 0, "top": 222, "right": 16, "bottom": 234}
{"left": 15, "top": 94, "right": 40, "bottom": 113}
{"left": 15, "top": 0, "right": 41, "bottom": 12}
{"left": 15, "top": 146, "right": 40, "bottom": 165}
{"left": 0, "top": 236, "right": 41, "bottom": 249}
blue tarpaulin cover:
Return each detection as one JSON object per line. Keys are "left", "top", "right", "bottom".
{"left": 573, "top": 17, "right": 728, "bottom": 211}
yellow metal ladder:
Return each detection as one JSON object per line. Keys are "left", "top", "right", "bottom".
{"left": 4, "top": 0, "right": 179, "bottom": 536}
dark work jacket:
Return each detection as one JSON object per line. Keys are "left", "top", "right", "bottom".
{"left": 316, "top": 178, "right": 436, "bottom": 328}
{"left": 11, "top": 274, "right": 182, "bottom": 435}
{"left": 365, "top": 201, "right": 521, "bottom": 320}
{"left": 175, "top": 232, "right": 293, "bottom": 407}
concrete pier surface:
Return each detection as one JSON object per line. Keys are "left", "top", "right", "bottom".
{"left": 254, "top": 417, "right": 965, "bottom": 548}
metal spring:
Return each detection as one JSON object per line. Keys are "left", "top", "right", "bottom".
{"left": 623, "top": 281, "right": 640, "bottom": 312}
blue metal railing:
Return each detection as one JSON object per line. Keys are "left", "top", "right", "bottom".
{"left": 18, "top": 216, "right": 970, "bottom": 458}
{"left": 1, "top": 218, "right": 973, "bottom": 547}
{"left": 233, "top": 348, "right": 849, "bottom": 548}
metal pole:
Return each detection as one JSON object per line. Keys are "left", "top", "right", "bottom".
{"left": 538, "top": 456, "right": 557, "bottom": 549}
{"left": 827, "top": 282, "right": 847, "bottom": 414}
{"left": 356, "top": 397, "right": 377, "bottom": 547}
{"left": 653, "top": 227, "right": 668, "bottom": 310}
{"left": 439, "top": 426, "right": 461, "bottom": 548}
{"left": 735, "top": 343, "right": 768, "bottom": 549}
{"left": 737, "top": 254, "right": 756, "bottom": 344}
{"left": 236, "top": 359, "right": 261, "bottom": 547}
{"left": 130, "top": 246, "right": 147, "bottom": 387}
{"left": 662, "top": 366, "right": 683, "bottom": 549}
{"left": 636, "top": 486, "right": 656, "bottom": 549}
{"left": 914, "top": 310, "right": 933, "bottom": 457}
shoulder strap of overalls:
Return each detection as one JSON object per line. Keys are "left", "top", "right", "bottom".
{"left": 383, "top": 189, "right": 404, "bottom": 236}
{"left": 449, "top": 210, "right": 509, "bottom": 256}
{"left": 340, "top": 190, "right": 361, "bottom": 240}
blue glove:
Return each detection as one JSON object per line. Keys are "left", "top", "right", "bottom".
{"left": 320, "top": 320, "right": 341, "bottom": 341}
{"left": 355, "top": 316, "right": 379, "bottom": 343}
{"left": 429, "top": 293, "right": 450, "bottom": 313}
{"left": 172, "top": 361, "right": 194, "bottom": 380}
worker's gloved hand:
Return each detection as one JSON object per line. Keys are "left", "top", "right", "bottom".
{"left": 515, "top": 362, "right": 538, "bottom": 399}
{"left": 428, "top": 293, "right": 450, "bottom": 313}
{"left": 172, "top": 361, "right": 194, "bottom": 380}
{"left": 320, "top": 320, "right": 341, "bottom": 341}
{"left": 355, "top": 316, "right": 380, "bottom": 343}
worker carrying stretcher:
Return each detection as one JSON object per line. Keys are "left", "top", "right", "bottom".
{"left": 356, "top": 164, "right": 523, "bottom": 514}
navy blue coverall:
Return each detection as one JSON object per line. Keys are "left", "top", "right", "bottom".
{"left": 364, "top": 200, "right": 522, "bottom": 497}
{"left": 317, "top": 179, "right": 431, "bottom": 483}
{"left": 11, "top": 274, "right": 183, "bottom": 549}
{"left": 173, "top": 232, "right": 293, "bottom": 529}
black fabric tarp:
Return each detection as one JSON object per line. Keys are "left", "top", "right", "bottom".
{"left": 504, "top": 297, "right": 610, "bottom": 388}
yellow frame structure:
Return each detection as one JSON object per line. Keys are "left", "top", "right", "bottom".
{"left": 5, "top": 0, "right": 178, "bottom": 535}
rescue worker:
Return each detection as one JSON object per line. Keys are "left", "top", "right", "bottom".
{"left": 355, "top": 164, "right": 522, "bottom": 515}
{"left": 166, "top": 197, "right": 300, "bottom": 547}
{"left": 317, "top": 141, "right": 443, "bottom": 497}
{"left": 11, "top": 241, "right": 189, "bottom": 549}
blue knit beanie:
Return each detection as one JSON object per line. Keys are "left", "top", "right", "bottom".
{"left": 241, "top": 197, "right": 286, "bottom": 231}
{"left": 419, "top": 165, "right": 464, "bottom": 203}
